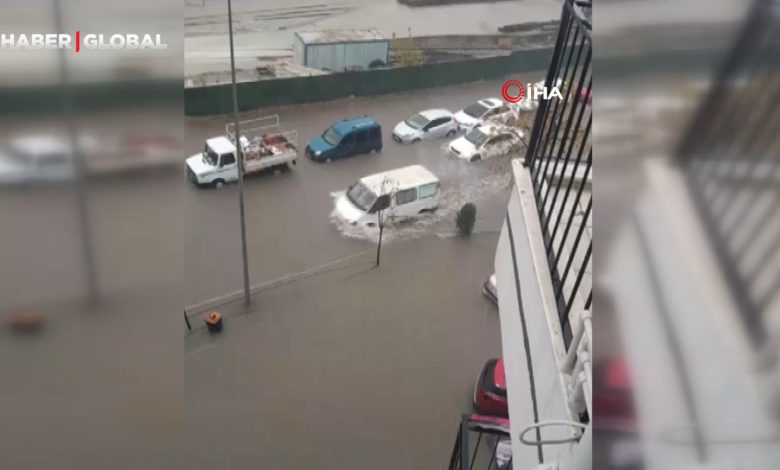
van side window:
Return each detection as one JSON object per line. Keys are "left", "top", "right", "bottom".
{"left": 395, "top": 188, "right": 417, "bottom": 205}
{"left": 418, "top": 182, "right": 438, "bottom": 199}
{"left": 221, "top": 152, "right": 236, "bottom": 166}
{"left": 356, "top": 130, "right": 367, "bottom": 145}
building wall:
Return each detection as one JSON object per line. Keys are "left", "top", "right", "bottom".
{"left": 304, "top": 41, "right": 389, "bottom": 71}
{"left": 495, "top": 165, "right": 577, "bottom": 468}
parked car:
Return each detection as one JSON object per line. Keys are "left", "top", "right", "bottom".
{"left": 473, "top": 358, "right": 508, "bottom": 417}
{"left": 453, "top": 98, "right": 512, "bottom": 131}
{"left": 392, "top": 109, "right": 458, "bottom": 143}
{"left": 448, "top": 125, "right": 524, "bottom": 162}
{"left": 0, "top": 135, "right": 85, "bottom": 185}
{"left": 334, "top": 164, "right": 439, "bottom": 227}
{"left": 186, "top": 115, "right": 298, "bottom": 188}
{"left": 482, "top": 273, "right": 497, "bottom": 304}
{"left": 306, "top": 116, "right": 382, "bottom": 162}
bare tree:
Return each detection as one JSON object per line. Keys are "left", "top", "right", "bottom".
{"left": 374, "top": 177, "right": 396, "bottom": 267}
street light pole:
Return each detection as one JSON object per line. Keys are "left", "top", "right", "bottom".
{"left": 227, "top": 0, "right": 251, "bottom": 307}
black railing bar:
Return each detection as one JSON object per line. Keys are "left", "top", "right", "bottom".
{"left": 469, "top": 432, "right": 483, "bottom": 470}
{"left": 540, "top": 53, "right": 591, "bottom": 214}
{"left": 552, "top": 149, "right": 592, "bottom": 261}
{"left": 533, "top": 24, "right": 583, "bottom": 185}
{"left": 541, "top": 64, "right": 592, "bottom": 214}
{"left": 548, "top": 119, "right": 592, "bottom": 250}
{"left": 486, "top": 437, "right": 500, "bottom": 470}
{"left": 460, "top": 416, "right": 470, "bottom": 470}
{"left": 565, "top": 243, "right": 593, "bottom": 319}
{"left": 448, "top": 424, "right": 462, "bottom": 470}
{"left": 696, "top": 36, "right": 780, "bottom": 196}
{"left": 528, "top": 6, "right": 575, "bottom": 172}
{"left": 710, "top": 76, "right": 780, "bottom": 218}
{"left": 683, "top": 173, "right": 766, "bottom": 347}
{"left": 744, "top": 207, "right": 780, "bottom": 287}
{"left": 584, "top": 289, "right": 592, "bottom": 310}
{"left": 732, "top": 190, "right": 780, "bottom": 262}
{"left": 554, "top": 197, "right": 593, "bottom": 306}
{"left": 676, "top": 0, "right": 771, "bottom": 161}
{"left": 526, "top": 2, "right": 573, "bottom": 169}
{"left": 564, "top": 0, "right": 592, "bottom": 42}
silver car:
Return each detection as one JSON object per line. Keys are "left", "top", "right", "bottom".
{"left": 392, "top": 108, "right": 458, "bottom": 144}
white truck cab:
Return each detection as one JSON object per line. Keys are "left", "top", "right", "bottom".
{"left": 334, "top": 164, "right": 440, "bottom": 227}
{"left": 186, "top": 115, "right": 298, "bottom": 188}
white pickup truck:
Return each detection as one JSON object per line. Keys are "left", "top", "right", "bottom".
{"left": 186, "top": 115, "right": 298, "bottom": 188}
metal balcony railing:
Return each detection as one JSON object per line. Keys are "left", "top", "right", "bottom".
{"left": 524, "top": 0, "right": 592, "bottom": 347}
{"left": 676, "top": 0, "right": 780, "bottom": 352}
{"left": 447, "top": 414, "right": 512, "bottom": 470}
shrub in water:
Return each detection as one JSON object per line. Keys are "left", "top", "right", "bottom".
{"left": 456, "top": 203, "right": 477, "bottom": 236}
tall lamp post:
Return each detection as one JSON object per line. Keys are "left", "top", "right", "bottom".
{"left": 227, "top": 0, "right": 251, "bottom": 306}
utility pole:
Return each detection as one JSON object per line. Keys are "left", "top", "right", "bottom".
{"left": 53, "top": 0, "right": 98, "bottom": 305}
{"left": 227, "top": 0, "right": 251, "bottom": 306}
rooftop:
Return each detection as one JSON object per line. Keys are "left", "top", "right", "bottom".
{"left": 361, "top": 164, "right": 439, "bottom": 193}
{"left": 296, "top": 29, "right": 387, "bottom": 45}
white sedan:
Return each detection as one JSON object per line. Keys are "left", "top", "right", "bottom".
{"left": 448, "top": 125, "right": 524, "bottom": 162}
{"left": 453, "top": 98, "right": 513, "bottom": 132}
{"left": 392, "top": 108, "right": 458, "bottom": 144}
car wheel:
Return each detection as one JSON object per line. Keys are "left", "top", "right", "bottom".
{"left": 325, "top": 157, "right": 332, "bottom": 163}
{"left": 412, "top": 138, "right": 421, "bottom": 144}
{"left": 213, "top": 179, "right": 225, "bottom": 189}
{"left": 471, "top": 154, "right": 482, "bottom": 162}
{"left": 447, "top": 129, "right": 456, "bottom": 137}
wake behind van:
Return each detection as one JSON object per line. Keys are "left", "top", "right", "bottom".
{"left": 334, "top": 164, "right": 440, "bottom": 227}
{"left": 306, "top": 116, "right": 382, "bottom": 162}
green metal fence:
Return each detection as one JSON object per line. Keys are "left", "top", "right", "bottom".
{"left": 185, "top": 48, "right": 554, "bottom": 116}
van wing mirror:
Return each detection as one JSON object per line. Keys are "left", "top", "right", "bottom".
{"left": 369, "top": 194, "right": 391, "bottom": 214}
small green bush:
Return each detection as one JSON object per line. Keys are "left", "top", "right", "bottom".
{"left": 456, "top": 203, "right": 477, "bottom": 236}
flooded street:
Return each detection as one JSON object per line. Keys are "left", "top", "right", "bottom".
{"left": 183, "top": 78, "right": 540, "bottom": 468}
{"left": 184, "top": 77, "right": 541, "bottom": 304}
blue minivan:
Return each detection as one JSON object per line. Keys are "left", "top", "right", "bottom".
{"left": 306, "top": 116, "right": 382, "bottom": 162}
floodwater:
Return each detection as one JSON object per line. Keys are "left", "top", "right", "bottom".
{"left": 183, "top": 77, "right": 544, "bottom": 304}
{"left": 184, "top": 0, "right": 560, "bottom": 76}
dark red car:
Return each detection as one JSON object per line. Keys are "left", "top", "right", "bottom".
{"left": 473, "top": 358, "right": 508, "bottom": 417}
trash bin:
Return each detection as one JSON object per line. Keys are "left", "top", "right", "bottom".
{"left": 204, "top": 311, "right": 223, "bottom": 333}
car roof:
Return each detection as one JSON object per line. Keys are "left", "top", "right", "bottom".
{"left": 10, "top": 135, "right": 71, "bottom": 156}
{"left": 478, "top": 98, "right": 504, "bottom": 108}
{"left": 360, "top": 164, "right": 439, "bottom": 193}
{"left": 333, "top": 116, "right": 379, "bottom": 134}
{"left": 207, "top": 136, "right": 236, "bottom": 154}
{"left": 418, "top": 108, "right": 452, "bottom": 120}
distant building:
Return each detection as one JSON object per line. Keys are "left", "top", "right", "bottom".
{"left": 293, "top": 29, "right": 390, "bottom": 72}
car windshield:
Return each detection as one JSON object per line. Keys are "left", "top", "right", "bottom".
{"left": 465, "top": 128, "right": 489, "bottom": 147}
{"left": 346, "top": 181, "right": 377, "bottom": 212}
{"left": 462, "top": 102, "right": 488, "bottom": 118}
{"left": 322, "top": 126, "right": 342, "bottom": 146}
{"left": 404, "top": 113, "right": 429, "bottom": 130}
{"left": 203, "top": 144, "right": 219, "bottom": 166}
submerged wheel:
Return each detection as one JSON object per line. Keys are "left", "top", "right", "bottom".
{"left": 470, "top": 154, "right": 482, "bottom": 162}
{"left": 446, "top": 130, "right": 456, "bottom": 137}
{"left": 213, "top": 179, "right": 225, "bottom": 189}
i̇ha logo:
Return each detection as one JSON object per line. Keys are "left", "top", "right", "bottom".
{"left": 1, "top": 33, "right": 167, "bottom": 52}
{"left": 501, "top": 79, "right": 562, "bottom": 103}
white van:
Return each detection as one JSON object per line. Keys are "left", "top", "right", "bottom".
{"left": 335, "top": 165, "right": 440, "bottom": 227}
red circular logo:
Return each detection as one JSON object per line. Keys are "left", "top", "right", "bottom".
{"left": 501, "top": 79, "right": 526, "bottom": 103}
